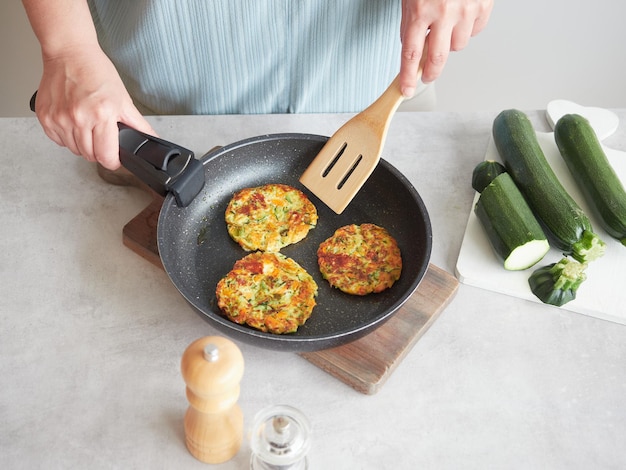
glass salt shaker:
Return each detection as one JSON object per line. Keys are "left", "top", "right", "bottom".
{"left": 250, "top": 404, "right": 311, "bottom": 470}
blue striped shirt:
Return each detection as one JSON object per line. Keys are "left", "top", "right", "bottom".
{"left": 87, "top": 0, "right": 402, "bottom": 114}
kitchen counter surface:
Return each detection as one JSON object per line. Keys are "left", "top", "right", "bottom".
{"left": 1, "top": 111, "right": 625, "bottom": 469}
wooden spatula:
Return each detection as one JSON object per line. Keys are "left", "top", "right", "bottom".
{"left": 300, "top": 62, "right": 425, "bottom": 214}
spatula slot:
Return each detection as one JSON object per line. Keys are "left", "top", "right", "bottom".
{"left": 322, "top": 142, "right": 347, "bottom": 177}
{"left": 337, "top": 154, "right": 363, "bottom": 189}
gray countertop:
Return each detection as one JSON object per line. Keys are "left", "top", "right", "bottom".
{"left": 1, "top": 111, "right": 625, "bottom": 469}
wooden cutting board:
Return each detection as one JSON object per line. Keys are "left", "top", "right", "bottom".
{"left": 98, "top": 165, "right": 458, "bottom": 395}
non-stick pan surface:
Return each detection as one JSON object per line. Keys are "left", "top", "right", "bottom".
{"left": 157, "top": 133, "right": 432, "bottom": 352}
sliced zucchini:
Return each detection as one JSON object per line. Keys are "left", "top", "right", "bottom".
{"left": 474, "top": 172, "right": 549, "bottom": 270}
{"left": 472, "top": 160, "right": 507, "bottom": 193}
{"left": 528, "top": 256, "right": 587, "bottom": 307}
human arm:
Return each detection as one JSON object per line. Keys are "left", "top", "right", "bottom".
{"left": 399, "top": 0, "right": 493, "bottom": 97}
{"left": 21, "top": 0, "right": 156, "bottom": 169}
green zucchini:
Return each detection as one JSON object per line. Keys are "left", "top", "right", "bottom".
{"left": 492, "top": 109, "right": 606, "bottom": 263}
{"left": 554, "top": 113, "right": 626, "bottom": 246}
{"left": 474, "top": 172, "right": 550, "bottom": 270}
{"left": 472, "top": 160, "right": 507, "bottom": 193}
{"left": 528, "top": 257, "right": 587, "bottom": 307}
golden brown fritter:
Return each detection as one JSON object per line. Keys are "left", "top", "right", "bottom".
{"left": 216, "top": 252, "right": 318, "bottom": 334}
{"left": 225, "top": 184, "right": 317, "bottom": 252}
{"left": 317, "top": 223, "right": 402, "bottom": 295}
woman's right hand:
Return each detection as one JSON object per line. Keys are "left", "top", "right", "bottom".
{"left": 399, "top": 0, "right": 493, "bottom": 97}
{"left": 33, "top": 45, "right": 157, "bottom": 170}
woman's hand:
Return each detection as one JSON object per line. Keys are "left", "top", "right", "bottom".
{"left": 23, "top": 0, "right": 155, "bottom": 169}
{"left": 34, "top": 45, "right": 156, "bottom": 170}
{"left": 399, "top": 0, "right": 493, "bottom": 97}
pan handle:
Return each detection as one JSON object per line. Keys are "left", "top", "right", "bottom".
{"left": 29, "top": 91, "right": 205, "bottom": 207}
{"left": 117, "top": 124, "right": 204, "bottom": 207}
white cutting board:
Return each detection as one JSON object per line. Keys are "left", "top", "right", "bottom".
{"left": 455, "top": 101, "right": 626, "bottom": 324}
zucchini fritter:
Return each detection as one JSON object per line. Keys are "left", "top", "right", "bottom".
{"left": 225, "top": 183, "right": 317, "bottom": 252}
{"left": 216, "top": 252, "right": 318, "bottom": 334}
{"left": 317, "top": 223, "right": 402, "bottom": 295}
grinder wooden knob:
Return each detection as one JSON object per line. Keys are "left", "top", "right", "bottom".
{"left": 180, "top": 336, "right": 244, "bottom": 464}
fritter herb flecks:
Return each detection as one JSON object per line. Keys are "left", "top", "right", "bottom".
{"left": 317, "top": 223, "right": 402, "bottom": 295}
{"left": 225, "top": 184, "right": 317, "bottom": 252}
{"left": 216, "top": 252, "right": 318, "bottom": 334}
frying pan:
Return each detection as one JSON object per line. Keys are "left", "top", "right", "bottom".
{"left": 29, "top": 92, "right": 431, "bottom": 351}
{"left": 129, "top": 131, "right": 432, "bottom": 352}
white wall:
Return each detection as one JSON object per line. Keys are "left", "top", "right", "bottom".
{"left": 2, "top": 1, "right": 625, "bottom": 117}
{"left": 435, "top": 0, "right": 626, "bottom": 112}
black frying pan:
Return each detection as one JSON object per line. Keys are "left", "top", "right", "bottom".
{"left": 133, "top": 132, "right": 432, "bottom": 352}
{"left": 30, "top": 88, "right": 431, "bottom": 351}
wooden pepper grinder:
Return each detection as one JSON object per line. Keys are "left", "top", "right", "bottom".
{"left": 180, "top": 336, "right": 244, "bottom": 464}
